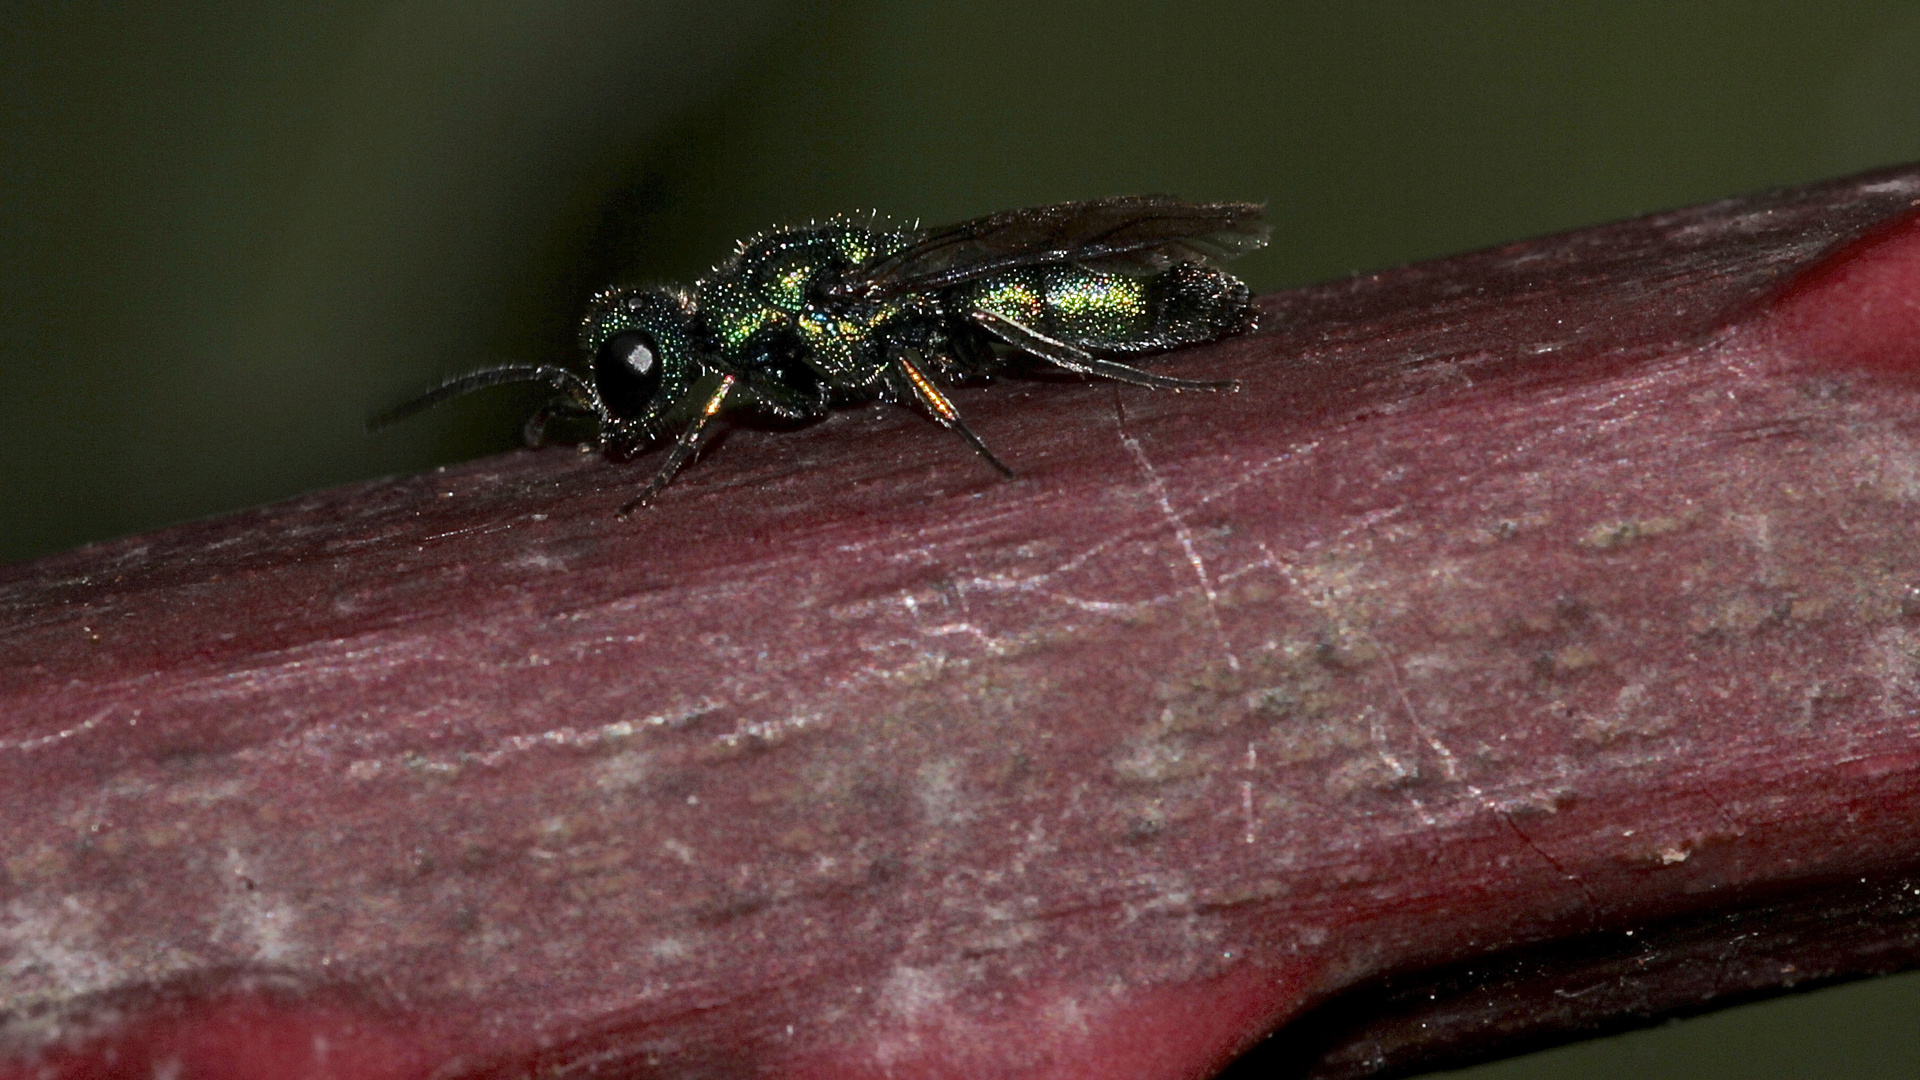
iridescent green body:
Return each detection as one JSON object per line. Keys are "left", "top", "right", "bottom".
{"left": 579, "top": 217, "right": 1257, "bottom": 433}
{"left": 686, "top": 220, "right": 922, "bottom": 412}
{"left": 955, "top": 261, "right": 1254, "bottom": 353}
{"left": 380, "top": 196, "right": 1268, "bottom": 509}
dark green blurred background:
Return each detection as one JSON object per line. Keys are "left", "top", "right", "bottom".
{"left": 7, "top": 1, "right": 1920, "bottom": 1075}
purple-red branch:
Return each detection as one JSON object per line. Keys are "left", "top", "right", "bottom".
{"left": 7, "top": 166, "right": 1920, "bottom": 1080}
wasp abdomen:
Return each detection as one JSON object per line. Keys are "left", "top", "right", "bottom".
{"left": 955, "top": 261, "right": 1253, "bottom": 355}
{"left": 1138, "top": 261, "right": 1256, "bottom": 351}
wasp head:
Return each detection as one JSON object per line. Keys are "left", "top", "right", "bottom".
{"left": 578, "top": 287, "right": 705, "bottom": 430}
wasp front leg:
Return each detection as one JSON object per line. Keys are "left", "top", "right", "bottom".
{"left": 617, "top": 372, "right": 738, "bottom": 514}
{"left": 523, "top": 397, "right": 604, "bottom": 448}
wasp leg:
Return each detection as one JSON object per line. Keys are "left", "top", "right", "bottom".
{"left": 741, "top": 377, "right": 825, "bottom": 422}
{"left": 891, "top": 349, "right": 1014, "bottom": 477}
{"left": 523, "top": 406, "right": 555, "bottom": 448}
{"left": 523, "top": 397, "right": 598, "bottom": 448}
{"left": 617, "top": 373, "right": 737, "bottom": 515}
{"left": 969, "top": 310, "right": 1239, "bottom": 392}
{"left": 946, "top": 327, "right": 1001, "bottom": 380}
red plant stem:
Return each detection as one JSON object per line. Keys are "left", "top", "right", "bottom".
{"left": 6, "top": 166, "right": 1920, "bottom": 1079}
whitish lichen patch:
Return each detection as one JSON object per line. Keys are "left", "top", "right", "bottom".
{"left": 1578, "top": 514, "right": 1691, "bottom": 551}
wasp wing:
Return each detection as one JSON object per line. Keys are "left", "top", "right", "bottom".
{"left": 833, "top": 195, "right": 1268, "bottom": 301}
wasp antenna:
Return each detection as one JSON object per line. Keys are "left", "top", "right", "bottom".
{"left": 368, "top": 365, "right": 600, "bottom": 433}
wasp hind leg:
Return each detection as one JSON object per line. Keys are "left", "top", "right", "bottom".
{"left": 890, "top": 348, "right": 1014, "bottom": 478}
{"left": 969, "top": 310, "right": 1238, "bottom": 392}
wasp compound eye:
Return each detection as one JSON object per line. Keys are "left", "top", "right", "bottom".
{"left": 593, "top": 330, "right": 664, "bottom": 420}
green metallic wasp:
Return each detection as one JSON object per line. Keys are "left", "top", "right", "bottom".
{"left": 376, "top": 195, "right": 1268, "bottom": 511}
